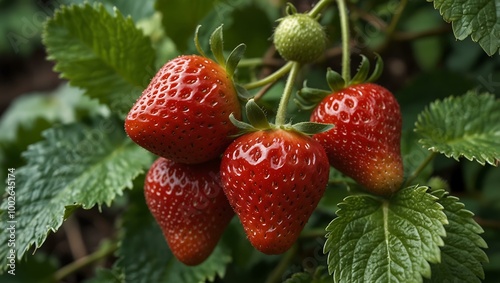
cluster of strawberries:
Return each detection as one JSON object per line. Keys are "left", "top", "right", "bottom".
{"left": 124, "top": 52, "right": 403, "bottom": 265}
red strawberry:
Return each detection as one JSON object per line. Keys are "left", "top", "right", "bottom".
{"left": 144, "top": 157, "right": 234, "bottom": 265}
{"left": 220, "top": 129, "right": 329, "bottom": 254}
{"left": 310, "top": 83, "right": 403, "bottom": 196}
{"left": 125, "top": 55, "right": 241, "bottom": 164}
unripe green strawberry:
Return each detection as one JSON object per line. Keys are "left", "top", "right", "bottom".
{"left": 273, "top": 12, "right": 326, "bottom": 63}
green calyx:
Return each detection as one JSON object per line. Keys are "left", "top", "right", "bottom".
{"left": 229, "top": 99, "right": 333, "bottom": 137}
{"left": 194, "top": 25, "right": 252, "bottom": 100}
{"left": 273, "top": 3, "right": 327, "bottom": 64}
{"left": 295, "top": 54, "right": 384, "bottom": 110}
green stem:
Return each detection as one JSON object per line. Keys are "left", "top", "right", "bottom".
{"left": 264, "top": 244, "right": 298, "bottom": 283}
{"left": 337, "top": 0, "right": 351, "bottom": 82}
{"left": 243, "top": 61, "right": 293, "bottom": 90}
{"left": 404, "top": 152, "right": 437, "bottom": 187}
{"left": 275, "top": 62, "right": 301, "bottom": 126}
{"left": 308, "top": 0, "right": 334, "bottom": 18}
{"left": 238, "top": 58, "right": 265, "bottom": 68}
{"left": 53, "top": 241, "right": 118, "bottom": 281}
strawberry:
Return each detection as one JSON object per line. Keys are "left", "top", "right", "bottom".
{"left": 310, "top": 82, "right": 403, "bottom": 196}
{"left": 220, "top": 129, "right": 330, "bottom": 254}
{"left": 144, "top": 157, "right": 234, "bottom": 265}
{"left": 125, "top": 54, "right": 241, "bottom": 164}
{"left": 273, "top": 4, "right": 326, "bottom": 64}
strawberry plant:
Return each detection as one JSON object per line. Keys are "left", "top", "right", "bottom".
{"left": 1, "top": 0, "right": 499, "bottom": 282}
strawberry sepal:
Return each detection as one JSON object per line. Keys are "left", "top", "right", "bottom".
{"left": 297, "top": 54, "right": 385, "bottom": 109}
{"left": 288, "top": 121, "right": 333, "bottom": 135}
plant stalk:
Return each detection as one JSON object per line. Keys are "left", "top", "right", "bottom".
{"left": 275, "top": 62, "right": 301, "bottom": 126}
{"left": 243, "top": 62, "right": 294, "bottom": 90}
{"left": 404, "top": 152, "right": 438, "bottom": 186}
{"left": 336, "top": 0, "right": 351, "bottom": 82}
{"left": 308, "top": 0, "right": 334, "bottom": 18}
{"left": 53, "top": 241, "right": 118, "bottom": 281}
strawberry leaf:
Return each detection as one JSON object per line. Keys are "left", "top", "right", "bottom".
{"left": 0, "top": 118, "right": 153, "bottom": 272}
{"left": 83, "top": 268, "right": 123, "bottom": 283}
{"left": 415, "top": 91, "right": 500, "bottom": 166}
{"left": 163, "top": 246, "right": 232, "bottom": 283}
{"left": 284, "top": 266, "right": 333, "bottom": 283}
{"left": 428, "top": 0, "right": 500, "bottom": 55}
{"left": 117, "top": 188, "right": 232, "bottom": 283}
{"left": 424, "top": 189, "right": 488, "bottom": 283}
{"left": 42, "top": 3, "right": 156, "bottom": 116}
{"left": 324, "top": 186, "right": 447, "bottom": 283}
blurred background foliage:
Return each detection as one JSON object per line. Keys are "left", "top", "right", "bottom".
{"left": 0, "top": 0, "right": 499, "bottom": 282}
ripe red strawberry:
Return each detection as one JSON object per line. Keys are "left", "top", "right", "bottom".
{"left": 310, "top": 83, "right": 403, "bottom": 196}
{"left": 220, "top": 129, "right": 329, "bottom": 254}
{"left": 125, "top": 55, "right": 241, "bottom": 164}
{"left": 144, "top": 157, "right": 234, "bottom": 265}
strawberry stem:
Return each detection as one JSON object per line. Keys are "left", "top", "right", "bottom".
{"left": 308, "top": 0, "right": 333, "bottom": 18}
{"left": 275, "top": 62, "right": 301, "bottom": 126}
{"left": 337, "top": 0, "right": 351, "bottom": 82}
{"left": 243, "top": 61, "right": 294, "bottom": 90}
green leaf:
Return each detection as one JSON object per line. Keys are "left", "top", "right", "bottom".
{"left": 117, "top": 188, "right": 232, "bottom": 283}
{"left": 0, "top": 118, "right": 153, "bottom": 272}
{"left": 0, "top": 83, "right": 105, "bottom": 142}
{"left": 424, "top": 189, "right": 488, "bottom": 283}
{"left": 0, "top": 253, "right": 58, "bottom": 283}
{"left": 428, "top": 0, "right": 500, "bottom": 55}
{"left": 164, "top": 246, "right": 232, "bottom": 283}
{"left": 324, "top": 186, "right": 448, "bottom": 283}
{"left": 83, "top": 268, "right": 123, "bottom": 283}
{"left": 43, "top": 3, "right": 156, "bottom": 116}
{"left": 60, "top": 0, "right": 155, "bottom": 22}
{"left": 284, "top": 266, "right": 333, "bottom": 283}
{"left": 415, "top": 91, "right": 500, "bottom": 166}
